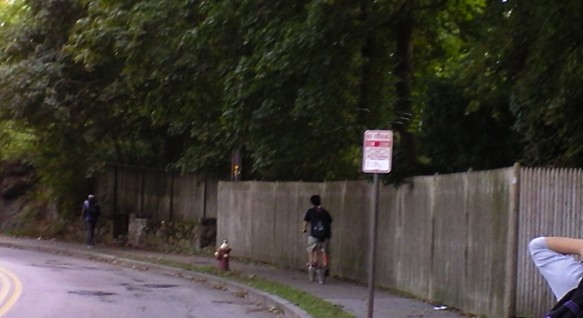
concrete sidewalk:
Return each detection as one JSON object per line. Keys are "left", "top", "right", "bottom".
{"left": 0, "top": 236, "right": 470, "bottom": 318}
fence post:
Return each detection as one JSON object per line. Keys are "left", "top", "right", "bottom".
{"left": 169, "top": 172, "right": 175, "bottom": 221}
{"left": 140, "top": 168, "right": 145, "bottom": 217}
{"left": 504, "top": 163, "right": 521, "bottom": 317}
{"left": 429, "top": 173, "right": 438, "bottom": 300}
{"left": 113, "top": 165, "right": 118, "bottom": 219}
{"left": 112, "top": 165, "right": 119, "bottom": 237}
{"left": 203, "top": 179, "right": 207, "bottom": 219}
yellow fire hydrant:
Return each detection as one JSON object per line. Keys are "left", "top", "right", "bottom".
{"left": 214, "top": 239, "right": 232, "bottom": 271}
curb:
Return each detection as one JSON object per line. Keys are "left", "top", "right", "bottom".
{"left": 0, "top": 240, "right": 311, "bottom": 318}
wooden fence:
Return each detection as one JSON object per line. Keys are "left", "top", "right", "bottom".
{"left": 516, "top": 168, "right": 583, "bottom": 317}
{"left": 97, "top": 165, "right": 217, "bottom": 236}
{"left": 217, "top": 168, "right": 517, "bottom": 318}
{"left": 99, "top": 164, "right": 583, "bottom": 317}
{"left": 217, "top": 165, "right": 583, "bottom": 318}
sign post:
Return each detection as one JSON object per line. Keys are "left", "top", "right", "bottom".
{"left": 362, "top": 130, "right": 392, "bottom": 318}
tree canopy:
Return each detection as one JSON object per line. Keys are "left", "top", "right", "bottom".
{"left": 1, "top": 0, "right": 581, "bottom": 211}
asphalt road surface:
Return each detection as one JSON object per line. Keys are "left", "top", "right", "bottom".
{"left": 0, "top": 247, "right": 277, "bottom": 318}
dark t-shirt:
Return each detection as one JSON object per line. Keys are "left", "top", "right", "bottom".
{"left": 304, "top": 207, "right": 333, "bottom": 239}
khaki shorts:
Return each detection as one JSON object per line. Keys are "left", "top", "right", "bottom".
{"left": 307, "top": 236, "right": 329, "bottom": 253}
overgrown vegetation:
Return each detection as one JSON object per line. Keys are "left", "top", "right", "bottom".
{"left": 0, "top": 1, "right": 582, "bottom": 218}
{"left": 0, "top": 121, "right": 36, "bottom": 163}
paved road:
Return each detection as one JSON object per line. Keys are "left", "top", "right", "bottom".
{"left": 0, "top": 247, "right": 277, "bottom": 318}
{"left": 0, "top": 237, "right": 473, "bottom": 317}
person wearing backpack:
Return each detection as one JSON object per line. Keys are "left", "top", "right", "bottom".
{"left": 302, "top": 195, "right": 333, "bottom": 276}
{"left": 81, "top": 194, "right": 101, "bottom": 248}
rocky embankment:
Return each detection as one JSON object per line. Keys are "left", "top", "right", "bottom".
{"left": 0, "top": 161, "right": 42, "bottom": 231}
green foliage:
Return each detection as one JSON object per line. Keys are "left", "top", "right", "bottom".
{"left": 505, "top": 2, "right": 583, "bottom": 166}
{"left": 413, "top": 0, "right": 524, "bottom": 173}
{"left": 5, "top": 0, "right": 583, "bottom": 208}
{"left": 204, "top": 0, "right": 373, "bottom": 180}
{"left": 0, "top": 120, "right": 37, "bottom": 162}
{"left": 0, "top": 0, "right": 28, "bottom": 52}
{"left": 419, "top": 78, "right": 520, "bottom": 173}
{"left": 457, "top": 1, "right": 583, "bottom": 168}
{"left": 64, "top": 0, "right": 402, "bottom": 180}
{"left": 0, "top": 0, "right": 96, "bottom": 213}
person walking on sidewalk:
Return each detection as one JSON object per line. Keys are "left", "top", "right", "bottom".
{"left": 302, "top": 195, "right": 332, "bottom": 276}
{"left": 81, "top": 194, "right": 101, "bottom": 248}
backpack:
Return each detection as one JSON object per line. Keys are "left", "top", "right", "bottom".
{"left": 310, "top": 207, "right": 330, "bottom": 239}
{"left": 311, "top": 220, "right": 327, "bottom": 239}
{"left": 545, "top": 278, "right": 583, "bottom": 317}
{"left": 90, "top": 202, "right": 100, "bottom": 218}
{"left": 85, "top": 200, "right": 100, "bottom": 220}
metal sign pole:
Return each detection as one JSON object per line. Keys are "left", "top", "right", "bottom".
{"left": 362, "top": 130, "right": 392, "bottom": 318}
{"left": 367, "top": 173, "right": 380, "bottom": 318}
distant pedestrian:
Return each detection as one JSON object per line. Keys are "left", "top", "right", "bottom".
{"left": 81, "top": 194, "right": 100, "bottom": 248}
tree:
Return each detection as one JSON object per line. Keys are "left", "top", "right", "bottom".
{"left": 415, "top": 0, "right": 523, "bottom": 173}
{"left": 0, "top": 0, "right": 527, "bottom": 198}
{"left": 503, "top": 2, "right": 583, "bottom": 166}
{"left": 456, "top": 1, "right": 583, "bottom": 168}
{"left": 0, "top": 0, "right": 93, "bottom": 212}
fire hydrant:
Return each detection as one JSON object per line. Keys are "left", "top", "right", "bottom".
{"left": 215, "top": 239, "right": 232, "bottom": 271}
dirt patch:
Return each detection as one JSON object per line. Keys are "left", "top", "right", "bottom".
{"left": 0, "top": 160, "right": 58, "bottom": 234}
{"left": 0, "top": 160, "right": 35, "bottom": 200}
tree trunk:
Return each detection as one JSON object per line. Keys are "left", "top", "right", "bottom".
{"left": 359, "top": 2, "right": 373, "bottom": 126}
{"left": 393, "top": 9, "right": 418, "bottom": 170}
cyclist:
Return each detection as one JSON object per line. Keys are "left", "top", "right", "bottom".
{"left": 302, "top": 195, "right": 333, "bottom": 276}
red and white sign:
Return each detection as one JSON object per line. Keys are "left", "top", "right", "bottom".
{"left": 362, "top": 130, "right": 393, "bottom": 173}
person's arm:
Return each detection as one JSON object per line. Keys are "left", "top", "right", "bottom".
{"left": 302, "top": 210, "right": 310, "bottom": 232}
{"left": 545, "top": 237, "right": 583, "bottom": 257}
